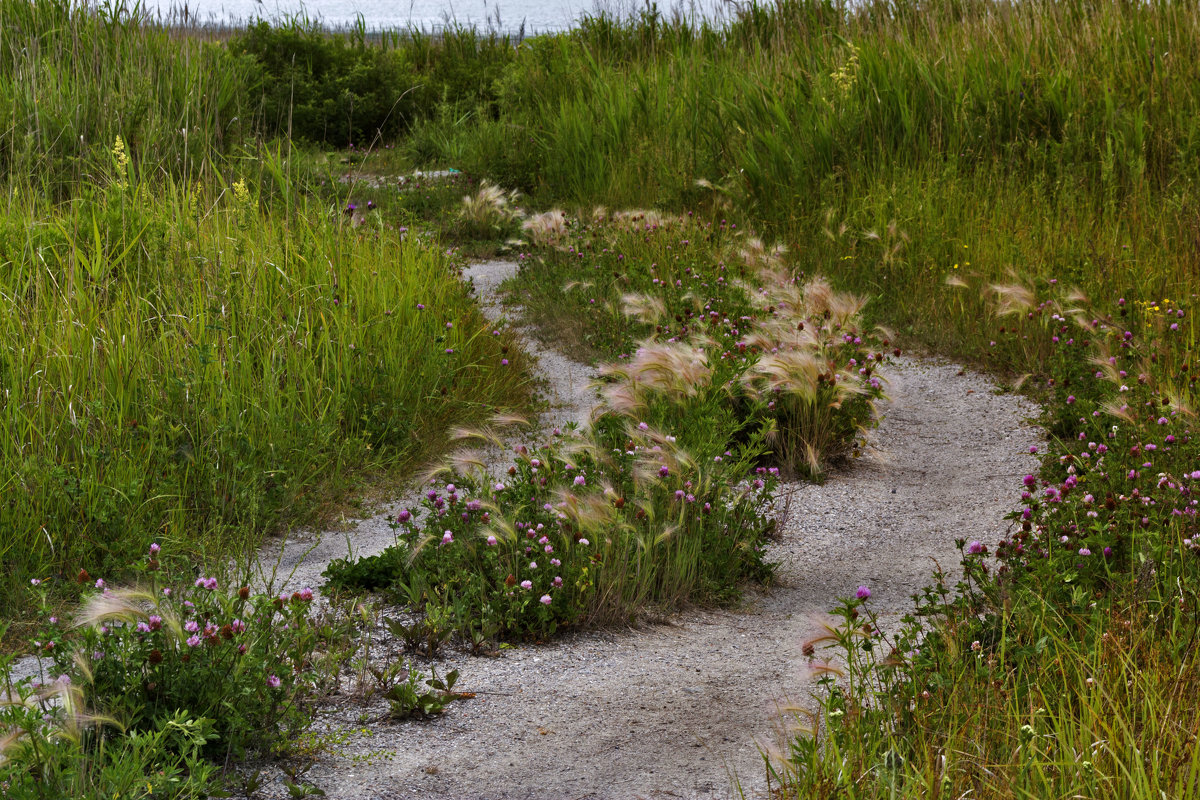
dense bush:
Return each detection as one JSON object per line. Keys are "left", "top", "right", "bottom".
{"left": 233, "top": 21, "right": 516, "bottom": 146}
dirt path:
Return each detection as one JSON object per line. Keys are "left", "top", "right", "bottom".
{"left": 252, "top": 262, "right": 1041, "bottom": 799}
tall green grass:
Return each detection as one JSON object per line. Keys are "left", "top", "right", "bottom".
{"left": 406, "top": 0, "right": 1200, "bottom": 369}
{"left": 0, "top": 148, "right": 529, "bottom": 617}
{"left": 0, "top": 0, "right": 254, "bottom": 193}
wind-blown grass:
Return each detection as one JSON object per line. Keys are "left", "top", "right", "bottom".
{"left": 404, "top": 0, "right": 1200, "bottom": 372}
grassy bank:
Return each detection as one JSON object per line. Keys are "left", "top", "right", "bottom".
{"left": 0, "top": 148, "right": 530, "bottom": 618}
{"left": 0, "top": 0, "right": 534, "bottom": 619}
{"left": 392, "top": 0, "right": 1197, "bottom": 370}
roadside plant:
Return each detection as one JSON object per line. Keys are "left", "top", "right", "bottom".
{"left": 20, "top": 545, "right": 339, "bottom": 763}
{"left": 456, "top": 180, "right": 523, "bottom": 239}
{"left": 385, "top": 664, "right": 469, "bottom": 719}
{"left": 326, "top": 411, "right": 776, "bottom": 640}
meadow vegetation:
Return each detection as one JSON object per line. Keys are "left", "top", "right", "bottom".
{"left": 5, "top": 0, "right": 1200, "bottom": 796}
{"left": 326, "top": 209, "right": 885, "bottom": 644}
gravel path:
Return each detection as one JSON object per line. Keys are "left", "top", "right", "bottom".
{"left": 252, "top": 263, "right": 1041, "bottom": 799}
{"left": 6, "top": 260, "right": 1042, "bottom": 799}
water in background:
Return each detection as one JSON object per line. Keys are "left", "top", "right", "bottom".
{"left": 151, "top": 0, "right": 732, "bottom": 33}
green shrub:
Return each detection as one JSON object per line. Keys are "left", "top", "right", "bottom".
{"left": 325, "top": 419, "right": 777, "bottom": 640}
{"left": 232, "top": 21, "right": 517, "bottom": 146}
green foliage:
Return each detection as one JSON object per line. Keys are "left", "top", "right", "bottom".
{"left": 400, "top": 0, "right": 1200, "bottom": 379}
{"left": 327, "top": 207, "right": 886, "bottom": 644}
{"left": 0, "top": 698, "right": 220, "bottom": 799}
{"left": 232, "top": 21, "right": 517, "bottom": 146}
{"left": 21, "top": 545, "right": 342, "bottom": 761}
{"left": 325, "top": 422, "right": 777, "bottom": 641}
{"left": 384, "top": 664, "right": 466, "bottom": 719}
{"left": 773, "top": 288, "right": 1200, "bottom": 798}
{"left": 513, "top": 208, "right": 886, "bottom": 477}
{"left": 1, "top": 542, "right": 350, "bottom": 796}
{"left": 0, "top": 152, "right": 530, "bottom": 616}
{"left": 0, "top": 0, "right": 252, "bottom": 192}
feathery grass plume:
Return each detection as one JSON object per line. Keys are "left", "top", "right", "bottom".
{"left": 596, "top": 380, "right": 645, "bottom": 417}
{"left": 43, "top": 681, "right": 120, "bottom": 743}
{"left": 415, "top": 461, "right": 455, "bottom": 488}
{"left": 800, "top": 276, "right": 836, "bottom": 318}
{"left": 1164, "top": 389, "right": 1197, "bottom": 419}
{"left": 406, "top": 531, "right": 443, "bottom": 565}
{"left": 555, "top": 433, "right": 603, "bottom": 466}
{"left": 990, "top": 281, "right": 1038, "bottom": 317}
{"left": 1099, "top": 398, "right": 1137, "bottom": 424}
{"left": 72, "top": 588, "right": 155, "bottom": 629}
{"left": 450, "top": 424, "right": 507, "bottom": 449}
{"left": 0, "top": 727, "right": 23, "bottom": 766}
{"left": 621, "top": 292, "right": 667, "bottom": 325}
{"left": 629, "top": 434, "right": 698, "bottom": 488}
{"left": 597, "top": 341, "right": 712, "bottom": 404}
{"left": 651, "top": 523, "right": 681, "bottom": 547}
{"left": 446, "top": 449, "right": 488, "bottom": 477}
{"left": 2, "top": 680, "right": 121, "bottom": 747}
{"left": 522, "top": 209, "right": 569, "bottom": 248}
{"left": 821, "top": 209, "right": 851, "bottom": 242}
{"left": 479, "top": 505, "right": 518, "bottom": 545}
{"left": 551, "top": 486, "right": 619, "bottom": 535}
{"left": 1089, "top": 348, "right": 1123, "bottom": 385}
{"left": 488, "top": 412, "right": 532, "bottom": 430}
{"left": 612, "top": 209, "right": 670, "bottom": 232}
{"left": 693, "top": 176, "right": 736, "bottom": 210}
{"left": 678, "top": 291, "right": 707, "bottom": 314}
{"left": 742, "top": 351, "right": 826, "bottom": 402}
{"left": 737, "top": 268, "right": 879, "bottom": 478}
{"left": 805, "top": 662, "right": 847, "bottom": 679}
{"left": 1010, "top": 373, "right": 1033, "bottom": 392}
{"left": 1063, "top": 287, "right": 1090, "bottom": 307}
{"left": 945, "top": 273, "right": 970, "bottom": 289}
{"left": 458, "top": 180, "right": 522, "bottom": 234}
{"left": 738, "top": 236, "right": 788, "bottom": 270}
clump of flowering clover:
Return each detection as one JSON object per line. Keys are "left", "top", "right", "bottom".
{"left": 24, "top": 543, "right": 326, "bottom": 759}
